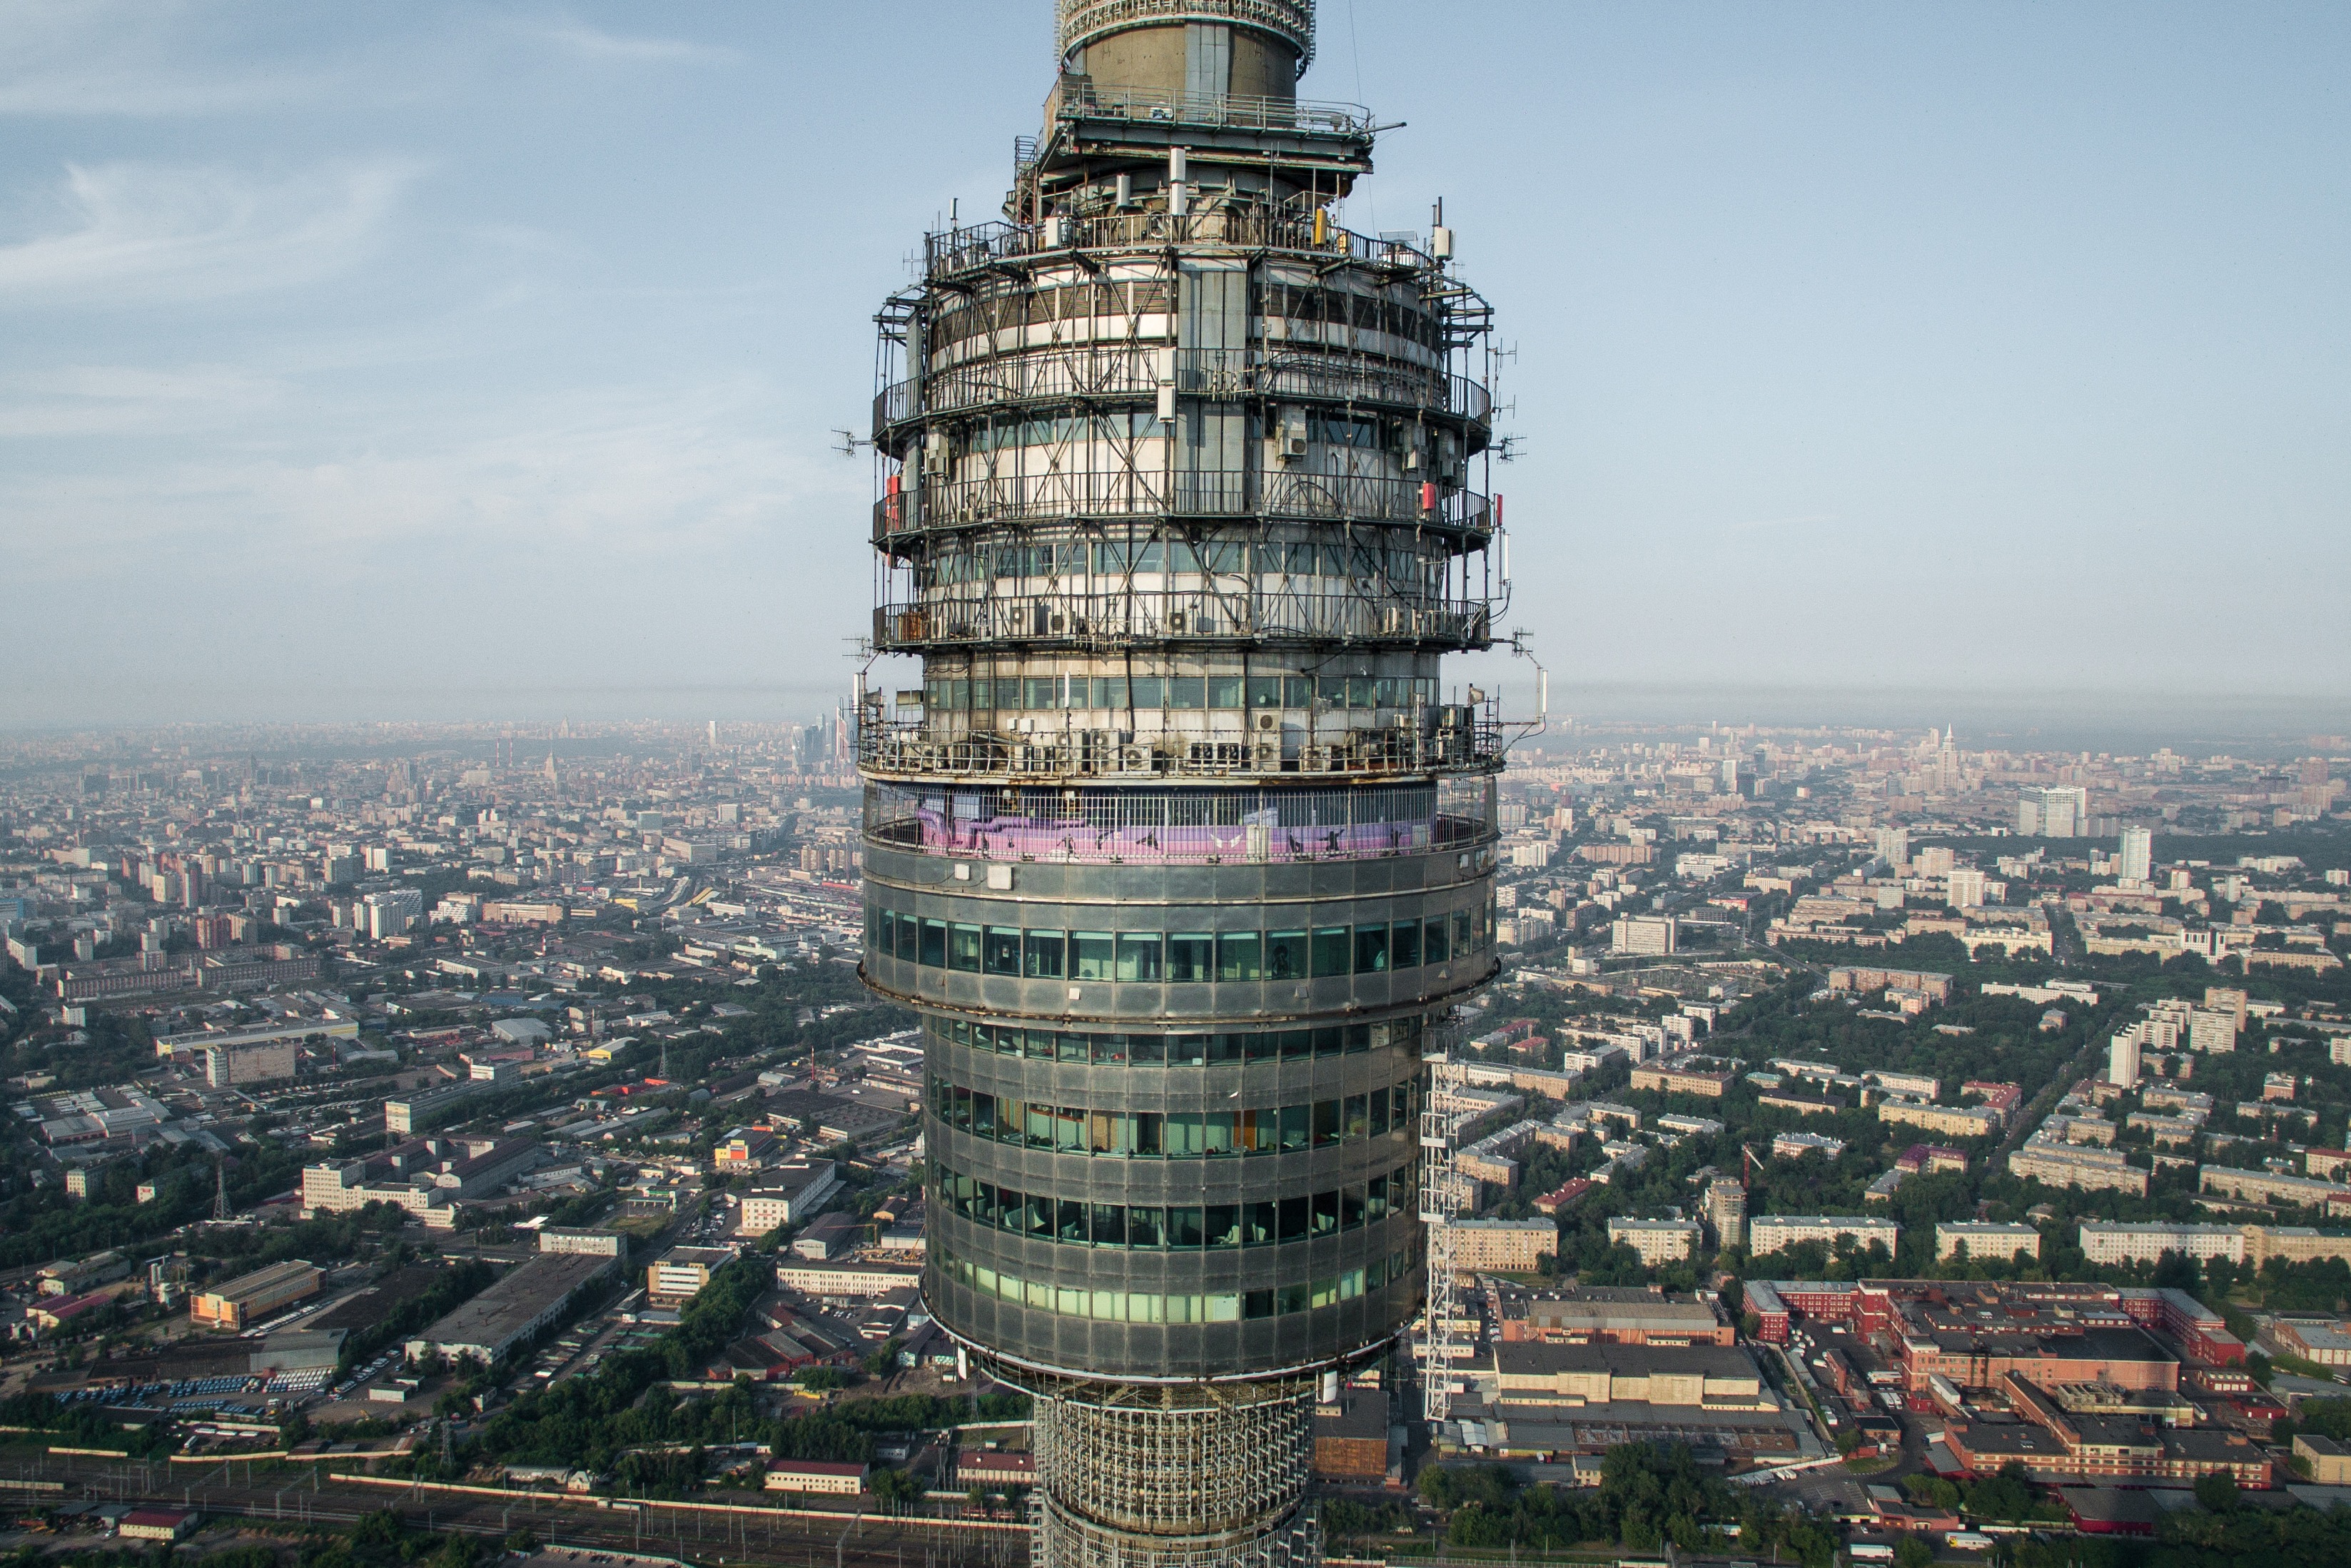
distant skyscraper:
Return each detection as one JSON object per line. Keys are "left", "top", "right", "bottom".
{"left": 2118, "top": 826, "right": 2153, "bottom": 883}
{"left": 856, "top": 4, "right": 1505, "bottom": 1566}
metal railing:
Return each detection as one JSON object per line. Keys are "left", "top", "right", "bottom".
{"left": 924, "top": 210, "right": 1436, "bottom": 284}
{"left": 874, "top": 587, "right": 1492, "bottom": 649}
{"left": 865, "top": 777, "right": 1493, "bottom": 866}
{"left": 873, "top": 472, "right": 1491, "bottom": 542}
{"left": 1054, "top": 83, "right": 1367, "bottom": 139}
{"left": 1056, "top": 1, "right": 1317, "bottom": 72}
{"left": 857, "top": 716, "right": 1502, "bottom": 783}
{"left": 872, "top": 350, "right": 1489, "bottom": 438}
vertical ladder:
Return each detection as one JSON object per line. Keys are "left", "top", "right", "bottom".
{"left": 1418, "top": 1048, "right": 1475, "bottom": 1425}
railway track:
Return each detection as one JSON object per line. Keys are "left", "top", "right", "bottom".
{"left": 0, "top": 1456, "right": 1031, "bottom": 1568}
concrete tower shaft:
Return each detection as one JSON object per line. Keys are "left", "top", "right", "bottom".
{"left": 1058, "top": 1, "right": 1313, "bottom": 96}
{"left": 859, "top": 4, "right": 1507, "bottom": 1565}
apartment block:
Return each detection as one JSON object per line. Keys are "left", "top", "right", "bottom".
{"left": 1606, "top": 1218, "right": 1700, "bottom": 1266}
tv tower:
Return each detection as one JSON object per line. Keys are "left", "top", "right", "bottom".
{"left": 858, "top": 5, "right": 1511, "bottom": 1566}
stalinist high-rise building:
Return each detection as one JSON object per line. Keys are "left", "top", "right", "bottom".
{"left": 858, "top": 4, "right": 1507, "bottom": 1566}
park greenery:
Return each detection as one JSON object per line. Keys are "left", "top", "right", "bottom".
{"left": 1418, "top": 1444, "right": 1839, "bottom": 1564}
{"left": 439, "top": 1256, "right": 1023, "bottom": 1492}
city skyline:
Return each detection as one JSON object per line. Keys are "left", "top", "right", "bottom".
{"left": 6, "top": 0, "right": 2348, "bottom": 726}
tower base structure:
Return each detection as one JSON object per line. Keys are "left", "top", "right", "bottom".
{"left": 1021, "top": 1365, "right": 1322, "bottom": 1568}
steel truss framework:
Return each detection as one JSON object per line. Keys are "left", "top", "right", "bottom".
{"left": 1016, "top": 1360, "right": 1322, "bottom": 1568}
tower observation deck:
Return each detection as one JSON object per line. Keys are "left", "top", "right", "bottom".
{"left": 858, "top": 5, "right": 1509, "bottom": 1567}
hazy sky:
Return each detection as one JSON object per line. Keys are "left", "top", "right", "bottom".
{"left": 5, "top": 1, "right": 2346, "bottom": 729}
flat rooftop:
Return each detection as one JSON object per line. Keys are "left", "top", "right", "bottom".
{"left": 408, "top": 1253, "right": 614, "bottom": 1354}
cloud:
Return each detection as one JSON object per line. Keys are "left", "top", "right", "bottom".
{"left": 0, "top": 363, "right": 289, "bottom": 438}
{"left": 0, "top": 158, "right": 420, "bottom": 306}
{"left": 514, "top": 19, "right": 737, "bottom": 66}
{"left": 0, "top": 378, "right": 861, "bottom": 582}
{"left": 0, "top": 1, "right": 342, "bottom": 116}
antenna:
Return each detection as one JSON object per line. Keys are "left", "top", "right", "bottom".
{"left": 832, "top": 429, "right": 874, "bottom": 457}
{"left": 212, "top": 1160, "right": 230, "bottom": 1223}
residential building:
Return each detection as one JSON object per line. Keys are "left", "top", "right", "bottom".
{"left": 1705, "top": 1180, "right": 1746, "bottom": 1250}
{"left": 2109, "top": 1031, "right": 2140, "bottom": 1090}
{"left": 1445, "top": 1219, "right": 1554, "bottom": 1273}
{"left": 2200, "top": 1165, "right": 2351, "bottom": 1214}
{"left": 1878, "top": 1099, "right": 2001, "bottom": 1140}
{"left": 1771, "top": 1131, "right": 1846, "bottom": 1161}
{"left": 2078, "top": 1223, "right": 2245, "bottom": 1267}
{"left": 1938, "top": 1223, "right": 2041, "bottom": 1262}
{"left": 2008, "top": 1142, "right": 2148, "bottom": 1197}
{"left": 1606, "top": 1218, "right": 1700, "bottom": 1266}
{"left": 2119, "top": 827, "right": 2153, "bottom": 884}
{"left": 202, "top": 1039, "right": 297, "bottom": 1088}
{"left": 1611, "top": 916, "right": 1677, "bottom": 956}
{"left": 1747, "top": 1215, "right": 1899, "bottom": 1257}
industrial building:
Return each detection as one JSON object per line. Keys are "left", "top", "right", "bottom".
{"left": 1494, "top": 1285, "right": 1732, "bottom": 1347}
{"left": 1744, "top": 1280, "right": 2241, "bottom": 1390}
{"left": 403, "top": 1252, "right": 618, "bottom": 1365}
{"left": 861, "top": 5, "right": 1513, "bottom": 1566}
{"left": 735, "top": 1160, "right": 843, "bottom": 1237}
{"left": 537, "top": 1227, "right": 626, "bottom": 1258}
{"left": 300, "top": 1135, "right": 542, "bottom": 1228}
{"left": 647, "top": 1245, "right": 739, "bottom": 1303}
{"left": 1490, "top": 1340, "right": 1774, "bottom": 1412}
{"left": 383, "top": 1080, "right": 484, "bottom": 1134}
{"left": 189, "top": 1259, "right": 321, "bottom": 1330}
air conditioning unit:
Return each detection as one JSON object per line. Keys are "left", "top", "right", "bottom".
{"left": 1255, "top": 713, "right": 1278, "bottom": 732}
{"left": 1166, "top": 610, "right": 1186, "bottom": 633}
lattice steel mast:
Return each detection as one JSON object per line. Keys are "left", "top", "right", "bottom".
{"left": 856, "top": 6, "right": 1515, "bottom": 1567}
